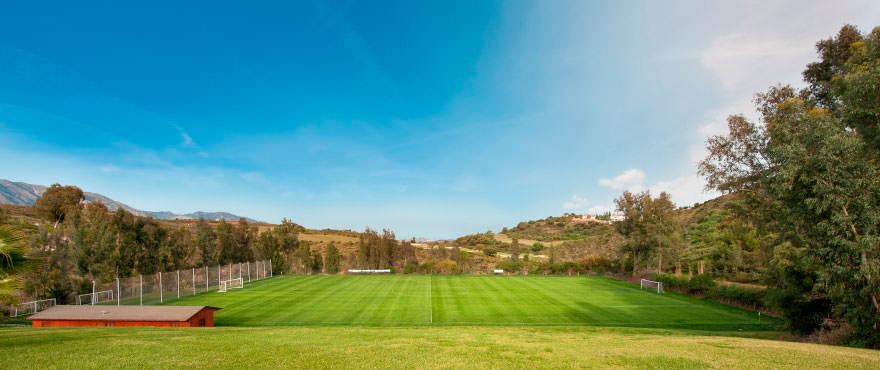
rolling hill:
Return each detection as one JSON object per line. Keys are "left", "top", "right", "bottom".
{"left": 0, "top": 179, "right": 260, "bottom": 223}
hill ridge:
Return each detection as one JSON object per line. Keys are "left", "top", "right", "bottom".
{"left": 0, "top": 179, "right": 261, "bottom": 223}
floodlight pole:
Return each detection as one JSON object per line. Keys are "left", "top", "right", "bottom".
{"left": 229, "top": 263, "right": 232, "bottom": 281}
{"left": 117, "top": 277, "right": 120, "bottom": 306}
{"left": 269, "top": 259, "right": 272, "bottom": 277}
{"left": 91, "top": 280, "right": 96, "bottom": 306}
{"left": 205, "top": 267, "right": 209, "bottom": 292}
{"left": 247, "top": 262, "right": 251, "bottom": 283}
{"left": 239, "top": 262, "right": 242, "bottom": 280}
{"left": 177, "top": 270, "right": 180, "bottom": 299}
{"left": 218, "top": 265, "right": 221, "bottom": 287}
{"left": 139, "top": 274, "right": 143, "bottom": 306}
{"left": 159, "top": 272, "right": 163, "bottom": 303}
{"left": 192, "top": 268, "right": 196, "bottom": 296}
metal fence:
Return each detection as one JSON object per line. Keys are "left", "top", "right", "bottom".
{"left": 87, "top": 259, "right": 273, "bottom": 306}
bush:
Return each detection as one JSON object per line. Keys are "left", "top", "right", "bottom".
{"left": 483, "top": 247, "right": 497, "bottom": 257}
{"left": 577, "top": 255, "right": 612, "bottom": 273}
{"left": 496, "top": 260, "right": 522, "bottom": 273}
{"left": 763, "top": 289, "right": 831, "bottom": 335}
{"left": 705, "top": 285, "right": 766, "bottom": 309}
{"left": 688, "top": 274, "right": 716, "bottom": 292}
{"left": 655, "top": 274, "right": 689, "bottom": 291}
{"left": 530, "top": 243, "right": 545, "bottom": 253}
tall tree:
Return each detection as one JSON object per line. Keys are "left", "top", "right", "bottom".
{"left": 614, "top": 190, "right": 675, "bottom": 275}
{"left": 698, "top": 25, "right": 880, "bottom": 344}
{"left": 324, "top": 243, "right": 341, "bottom": 274}
{"left": 34, "top": 184, "right": 84, "bottom": 229}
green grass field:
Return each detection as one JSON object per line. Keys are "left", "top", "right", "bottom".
{"left": 165, "top": 275, "right": 772, "bottom": 330}
{"left": 3, "top": 275, "right": 879, "bottom": 369}
{"left": 3, "top": 326, "right": 880, "bottom": 369}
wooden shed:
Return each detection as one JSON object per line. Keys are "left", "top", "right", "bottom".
{"left": 27, "top": 305, "right": 221, "bottom": 327}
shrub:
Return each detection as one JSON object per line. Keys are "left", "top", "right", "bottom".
{"left": 705, "top": 285, "right": 766, "bottom": 309}
{"left": 688, "top": 274, "right": 716, "bottom": 293}
{"left": 655, "top": 274, "right": 689, "bottom": 291}
{"left": 483, "top": 247, "right": 497, "bottom": 257}
{"left": 763, "top": 289, "right": 831, "bottom": 335}
{"left": 577, "top": 255, "right": 611, "bottom": 273}
{"left": 496, "top": 260, "right": 522, "bottom": 273}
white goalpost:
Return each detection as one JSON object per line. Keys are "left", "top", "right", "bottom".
{"left": 12, "top": 298, "right": 56, "bottom": 317}
{"left": 77, "top": 290, "right": 115, "bottom": 305}
{"left": 218, "top": 277, "right": 244, "bottom": 293}
{"left": 640, "top": 279, "right": 664, "bottom": 293}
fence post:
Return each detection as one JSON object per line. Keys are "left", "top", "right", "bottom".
{"left": 139, "top": 274, "right": 143, "bottom": 306}
{"left": 159, "top": 271, "right": 163, "bottom": 303}
{"left": 117, "top": 277, "right": 120, "bottom": 306}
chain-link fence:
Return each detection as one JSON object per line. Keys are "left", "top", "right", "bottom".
{"left": 74, "top": 259, "right": 272, "bottom": 307}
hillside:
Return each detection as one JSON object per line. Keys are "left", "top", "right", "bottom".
{"left": 451, "top": 193, "right": 741, "bottom": 263}
{"left": 0, "top": 179, "right": 260, "bottom": 222}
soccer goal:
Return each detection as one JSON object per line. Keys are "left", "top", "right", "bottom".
{"left": 11, "top": 298, "right": 56, "bottom": 317}
{"left": 640, "top": 279, "right": 664, "bottom": 293}
{"left": 219, "top": 277, "right": 244, "bottom": 292}
{"left": 77, "top": 290, "right": 115, "bottom": 305}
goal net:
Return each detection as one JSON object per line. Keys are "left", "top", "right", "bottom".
{"left": 219, "top": 277, "right": 244, "bottom": 292}
{"left": 77, "top": 290, "right": 115, "bottom": 305}
{"left": 640, "top": 279, "right": 664, "bottom": 293}
{"left": 11, "top": 298, "right": 56, "bottom": 317}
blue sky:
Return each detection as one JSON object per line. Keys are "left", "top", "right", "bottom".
{"left": 1, "top": 1, "right": 878, "bottom": 239}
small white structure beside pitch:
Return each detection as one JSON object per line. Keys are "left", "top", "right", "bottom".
{"left": 347, "top": 269, "right": 391, "bottom": 274}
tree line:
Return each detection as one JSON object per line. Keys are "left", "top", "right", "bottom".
{"left": 613, "top": 25, "right": 880, "bottom": 346}
{"left": 19, "top": 184, "right": 301, "bottom": 303}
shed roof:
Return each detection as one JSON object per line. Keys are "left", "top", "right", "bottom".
{"left": 27, "top": 305, "right": 221, "bottom": 322}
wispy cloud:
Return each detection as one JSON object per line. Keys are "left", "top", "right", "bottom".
{"left": 170, "top": 123, "right": 195, "bottom": 147}
{"left": 561, "top": 195, "right": 589, "bottom": 210}
{"left": 598, "top": 169, "right": 645, "bottom": 191}
{"left": 98, "top": 165, "right": 120, "bottom": 173}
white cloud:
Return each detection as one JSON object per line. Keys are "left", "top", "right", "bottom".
{"left": 598, "top": 168, "right": 645, "bottom": 191}
{"left": 691, "top": 0, "right": 880, "bottom": 174}
{"left": 98, "top": 165, "right": 120, "bottom": 173}
{"left": 561, "top": 195, "right": 589, "bottom": 210}
{"left": 597, "top": 169, "right": 718, "bottom": 208}
{"left": 170, "top": 123, "right": 195, "bottom": 147}
{"left": 649, "top": 174, "right": 719, "bottom": 207}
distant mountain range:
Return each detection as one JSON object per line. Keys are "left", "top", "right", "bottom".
{"left": 0, "top": 179, "right": 261, "bottom": 223}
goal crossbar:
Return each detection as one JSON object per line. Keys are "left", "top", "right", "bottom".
{"left": 219, "top": 277, "right": 244, "bottom": 292}
{"left": 77, "top": 290, "right": 115, "bottom": 305}
{"left": 12, "top": 298, "right": 56, "bottom": 317}
{"left": 640, "top": 279, "right": 664, "bottom": 293}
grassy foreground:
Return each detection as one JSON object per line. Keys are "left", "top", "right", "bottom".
{"left": 2, "top": 326, "right": 878, "bottom": 369}
{"left": 168, "top": 275, "right": 775, "bottom": 330}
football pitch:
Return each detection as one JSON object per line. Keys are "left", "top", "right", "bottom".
{"left": 168, "top": 275, "right": 773, "bottom": 330}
